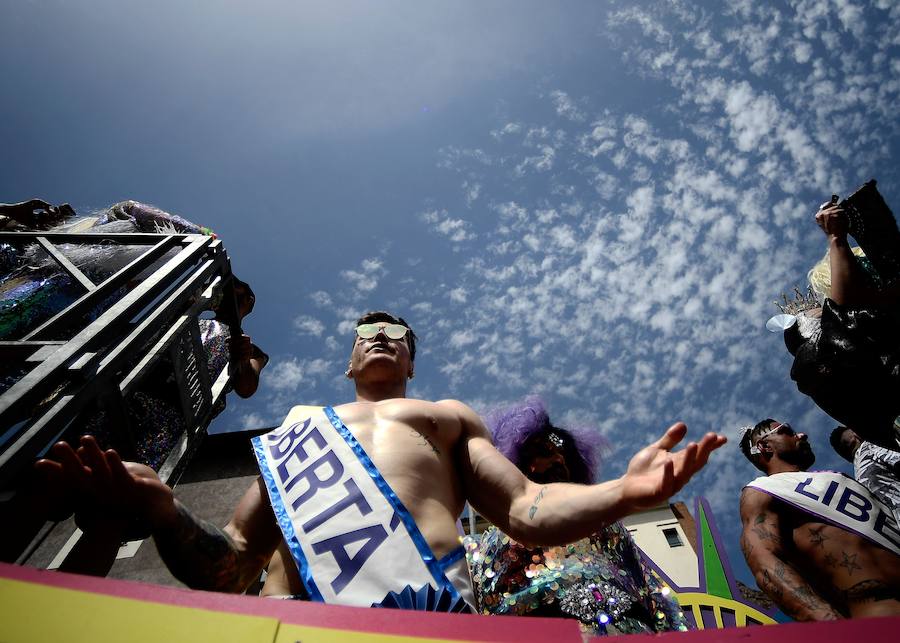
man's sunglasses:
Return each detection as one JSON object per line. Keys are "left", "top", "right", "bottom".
{"left": 355, "top": 323, "right": 409, "bottom": 341}
{"left": 771, "top": 422, "right": 794, "bottom": 435}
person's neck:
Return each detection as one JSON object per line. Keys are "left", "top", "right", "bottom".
{"left": 354, "top": 380, "right": 407, "bottom": 403}
{"left": 767, "top": 461, "right": 802, "bottom": 475}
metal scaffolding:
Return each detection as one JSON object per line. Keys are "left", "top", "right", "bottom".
{"left": 0, "top": 230, "right": 240, "bottom": 563}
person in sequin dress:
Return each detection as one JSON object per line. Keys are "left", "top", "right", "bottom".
{"left": 466, "top": 397, "right": 688, "bottom": 635}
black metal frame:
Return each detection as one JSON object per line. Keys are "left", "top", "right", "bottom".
{"left": 0, "top": 231, "right": 239, "bottom": 489}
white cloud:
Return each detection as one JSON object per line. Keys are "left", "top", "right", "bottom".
{"left": 462, "top": 180, "right": 481, "bottom": 207}
{"left": 310, "top": 291, "right": 332, "bottom": 307}
{"left": 239, "top": 412, "right": 267, "bottom": 430}
{"left": 292, "top": 314, "right": 325, "bottom": 336}
{"left": 421, "top": 208, "right": 475, "bottom": 243}
{"left": 550, "top": 90, "right": 586, "bottom": 122}
{"left": 340, "top": 257, "right": 386, "bottom": 292}
{"left": 265, "top": 358, "right": 304, "bottom": 391}
{"left": 265, "top": 357, "right": 332, "bottom": 392}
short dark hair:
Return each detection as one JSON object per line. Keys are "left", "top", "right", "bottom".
{"left": 353, "top": 311, "right": 417, "bottom": 361}
{"left": 829, "top": 426, "right": 854, "bottom": 462}
{"left": 740, "top": 418, "right": 776, "bottom": 472}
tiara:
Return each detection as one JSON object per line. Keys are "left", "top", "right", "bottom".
{"left": 774, "top": 286, "right": 820, "bottom": 316}
{"left": 547, "top": 432, "right": 564, "bottom": 448}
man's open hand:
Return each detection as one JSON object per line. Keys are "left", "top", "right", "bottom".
{"left": 34, "top": 436, "right": 176, "bottom": 536}
{"left": 621, "top": 423, "right": 726, "bottom": 511}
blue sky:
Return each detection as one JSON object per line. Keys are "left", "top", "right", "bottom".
{"left": 4, "top": 1, "right": 900, "bottom": 587}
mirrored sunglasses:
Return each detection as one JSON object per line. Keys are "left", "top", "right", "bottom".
{"left": 356, "top": 323, "right": 409, "bottom": 341}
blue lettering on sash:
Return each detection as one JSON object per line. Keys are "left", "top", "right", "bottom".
{"left": 873, "top": 510, "right": 900, "bottom": 550}
{"left": 795, "top": 478, "right": 819, "bottom": 501}
{"left": 836, "top": 488, "right": 872, "bottom": 522}
{"left": 287, "top": 449, "right": 345, "bottom": 511}
{"left": 302, "top": 479, "right": 372, "bottom": 533}
{"left": 821, "top": 480, "right": 839, "bottom": 506}
{"left": 312, "top": 525, "right": 389, "bottom": 594}
{"left": 262, "top": 411, "right": 419, "bottom": 597}
{"left": 274, "top": 427, "right": 328, "bottom": 484}
{"left": 267, "top": 418, "right": 313, "bottom": 460}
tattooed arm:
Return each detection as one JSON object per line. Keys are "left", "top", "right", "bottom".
{"left": 739, "top": 488, "right": 843, "bottom": 621}
{"left": 153, "top": 477, "right": 284, "bottom": 592}
{"left": 448, "top": 400, "right": 725, "bottom": 546}
{"left": 35, "top": 438, "right": 283, "bottom": 592}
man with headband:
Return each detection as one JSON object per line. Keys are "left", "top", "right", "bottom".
{"left": 738, "top": 419, "right": 900, "bottom": 620}
{"left": 38, "top": 311, "right": 725, "bottom": 612}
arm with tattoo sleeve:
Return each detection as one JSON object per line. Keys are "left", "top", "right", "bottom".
{"left": 35, "top": 438, "right": 283, "bottom": 592}
{"left": 739, "top": 488, "right": 843, "bottom": 621}
{"left": 152, "top": 477, "right": 283, "bottom": 592}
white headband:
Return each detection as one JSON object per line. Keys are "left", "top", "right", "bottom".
{"left": 739, "top": 424, "right": 780, "bottom": 455}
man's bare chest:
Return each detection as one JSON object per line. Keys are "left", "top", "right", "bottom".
{"left": 333, "top": 401, "right": 462, "bottom": 461}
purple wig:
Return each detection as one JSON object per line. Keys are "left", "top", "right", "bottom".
{"left": 484, "top": 396, "right": 607, "bottom": 484}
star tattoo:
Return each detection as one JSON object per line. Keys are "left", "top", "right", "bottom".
{"left": 838, "top": 552, "right": 861, "bottom": 576}
{"left": 808, "top": 525, "right": 829, "bottom": 548}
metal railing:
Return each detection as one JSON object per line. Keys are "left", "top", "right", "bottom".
{"left": 0, "top": 230, "right": 240, "bottom": 562}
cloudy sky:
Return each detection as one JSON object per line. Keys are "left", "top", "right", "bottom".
{"left": 4, "top": 0, "right": 900, "bottom": 587}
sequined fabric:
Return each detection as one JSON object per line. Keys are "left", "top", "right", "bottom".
{"left": 198, "top": 318, "right": 230, "bottom": 417}
{"left": 78, "top": 320, "right": 232, "bottom": 470}
{"left": 199, "top": 319, "right": 230, "bottom": 383}
{"left": 465, "top": 523, "right": 688, "bottom": 636}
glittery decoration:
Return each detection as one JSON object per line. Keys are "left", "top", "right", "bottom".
{"left": 559, "top": 583, "right": 602, "bottom": 623}
{"left": 81, "top": 391, "right": 186, "bottom": 471}
{"left": 0, "top": 273, "right": 82, "bottom": 339}
{"left": 199, "top": 319, "right": 230, "bottom": 381}
{"left": 465, "top": 522, "right": 689, "bottom": 636}
{"left": 0, "top": 243, "right": 19, "bottom": 274}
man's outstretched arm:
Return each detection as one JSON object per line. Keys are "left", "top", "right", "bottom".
{"left": 36, "top": 437, "right": 282, "bottom": 593}
{"left": 448, "top": 401, "right": 725, "bottom": 546}
{"left": 739, "top": 487, "right": 843, "bottom": 621}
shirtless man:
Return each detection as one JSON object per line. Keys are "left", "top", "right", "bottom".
{"left": 739, "top": 419, "right": 900, "bottom": 620}
{"left": 38, "top": 311, "right": 725, "bottom": 606}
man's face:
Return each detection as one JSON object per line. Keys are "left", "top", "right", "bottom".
{"left": 349, "top": 322, "right": 413, "bottom": 382}
{"left": 522, "top": 434, "right": 571, "bottom": 484}
{"left": 760, "top": 421, "right": 815, "bottom": 470}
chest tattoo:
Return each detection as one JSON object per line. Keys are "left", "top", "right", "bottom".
{"left": 409, "top": 429, "right": 440, "bottom": 456}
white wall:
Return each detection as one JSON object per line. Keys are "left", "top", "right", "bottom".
{"left": 621, "top": 505, "right": 699, "bottom": 589}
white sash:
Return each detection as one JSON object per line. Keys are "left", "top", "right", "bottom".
{"left": 746, "top": 471, "right": 900, "bottom": 556}
{"left": 252, "top": 405, "right": 463, "bottom": 607}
